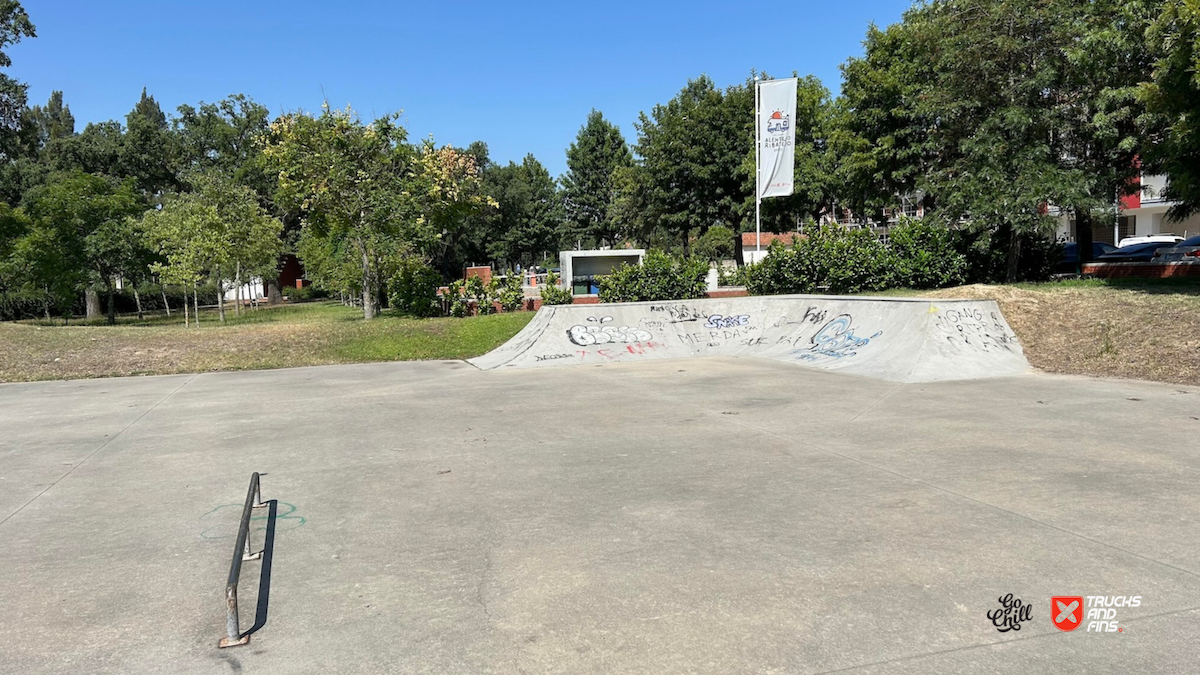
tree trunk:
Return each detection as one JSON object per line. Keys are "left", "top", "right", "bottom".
{"left": 106, "top": 283, "right": 117, "bottom": 325}
{"left": 360, "top": 243, "right": 377, "bottom": 320}
{"left": 1004, "top": 225, "right": 1022, "bottom": 283}
{"left": 215, "top": 266, "right": 226, "bottom": 323}
{"left": 85, "top": 287, "right": 102, "bottom": 320}
{"left": 267, "top": 278, "right": 283, "bottom": 305}
{"left": 161, "top": 286, "right": 171, "bottom": 316}
{"left": 234, "top": 263, "right": 242, "bottom": 317}
{"left": 183, "top": 286, "right": 189, "bottom": 328}
{"left": 193, "top": 282, "right": 200, "bottom": 326}
{"left": 133, "top": 286, "right": 143, "bottom": 320}
{"left": 1074, "top": 207, "right": 1094, "bottom": 275}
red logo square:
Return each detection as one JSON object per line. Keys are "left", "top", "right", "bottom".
{"left": 1052, "top": 596, "right": 1084, "bottom": 631}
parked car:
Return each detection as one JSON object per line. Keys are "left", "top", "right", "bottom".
{"left": 1056, "top": 242, "right": 1116, "bottom": 272}
{"left": 1152, "top": 234, "right": 1200, "bottom": 262}
{"left": 1116, "top": 234, "right": 1184, "bottom": 248}
{"left": 1096, "top": 241, "right": 1179, "bottom": 263}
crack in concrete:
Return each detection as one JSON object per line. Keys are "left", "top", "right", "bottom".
{"left": 0, "top": 373, "right": 197, "bottom": 527}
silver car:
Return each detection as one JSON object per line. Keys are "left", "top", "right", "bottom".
{"left": 1153, "top": 234, "right": 1200, "bottom": 262}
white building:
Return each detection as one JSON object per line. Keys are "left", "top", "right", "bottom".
{"left": 1056, "top": 173, "right": 1200, "bottom": 244}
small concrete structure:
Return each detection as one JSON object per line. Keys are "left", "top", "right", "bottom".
{"left": 559, "top": 249, "right": 644, "bottom": 295}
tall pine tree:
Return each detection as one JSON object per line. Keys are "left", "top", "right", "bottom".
{"left": 561, "top": 110, "right": 631, "bottom": 248}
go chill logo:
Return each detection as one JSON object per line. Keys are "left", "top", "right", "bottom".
{"left": 1053, "top": 595, "right": 1140, "bottom": 633}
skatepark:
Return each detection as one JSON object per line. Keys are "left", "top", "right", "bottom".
{"left": 2, "top": 296, "right": 1199, "bottom": 674}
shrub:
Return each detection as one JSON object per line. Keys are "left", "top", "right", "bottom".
{"left": 888, "top": 217, "right": 968, "bottom": 289}
{"left": 387, "top": 257, "right": 443, "bottom": 317}
{"left": 539, "top": 271, "right": 573, "bottom": 305}
{"left": 488, "top": 273, "right": 525, "bottom": 313}
{"left": 444, "top": 280, "right": 467, "bottom": 317}
{"left": 744, "top": 224, "right": 892, "bottom": 296}
{"left": 464, "top": 275, "right": 493, "bottom": 315}
{"left": 282, "top": 285, "right": 319, "bottom": 302}
{"left": 805, "top": 224, "right": 894, "bottom": 293}
{"left": 743, "top": 241, "right": 818, "bottom": 295}
{"left": 694, "top": 225, "right": 736, "bottom": 263}
{"left": 597, "top": 250, "right": 708, "bottom": 303}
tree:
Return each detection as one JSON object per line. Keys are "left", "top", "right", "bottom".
{"left": 740, "top": 74, "right": 836, "bottom": 231}
{"left": 47, "top": 120, "right": 125, "bottom": 177}
{"left": 626, "top": 75, "right": 752, "bottom": 252}
{"left": 835, "top": 0, "right": 1147, "bottom": 281}
{"left": 561, "top": 110, "right": 631, "bottom": 247}
{"left": 175, "top": 94, "right": 273, "bottom": 195}
{"left": 144, "top": 173, "right": 283, "bottom": 323}
{"left": 121, "top": 89, "right": 178, "bottom": 196}
{"left": 263, "top": 106, "right": 421, "bottom": 319}
{"left": 0, "top": 0, "right": 35, "bottom": 160}
{"left": 1139, "top": 0, "right": 1200, "bottom": 218}
{"left": 485, "top": 154, "right": 561, "bottom": 266}
{"left": 16, "top": 90, "right": 74, "bottom": 158}
{"left": 417, "top": 142, "right": 494, "bottom": 278}
{"left": 20, "top": 172, "right": 144, "bottom": 322}
{"left": 834, "top": 20, "right": 934, "bottom": 221}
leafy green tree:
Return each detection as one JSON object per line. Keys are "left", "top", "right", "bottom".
{"left": 175, "top": 94, "right": 273, "bottom": 195}
{"left": 833, "top": 20, "right": 933, "bottom": 221}
{"left": 21, "top": 172, "right": 144, "bottom": 322}
{"left": 737, "top": 75, "right": 836, "bottom": 231}
{"left": 1139, "top": 0, "right": 1200, "bottom": 218}
{"left": 16, "top": 90, "right": 74, "bottom": 157}
{"left": 835, "top": 0, "right": 1147, "bottom": 280}
{"left": 47, "top": 120, "right": 125, "bottom": 177}
{"left": 561, "top": 110, "right": 631, "bottom": 247}
{"left": 485, "top": 154, "right": 561, "bottom": 266}
{"left": 416, "top": 142, "right": 494, "bottom": 279}
{"left": 143, "top": 174, "right": 283, "bottom": 323}
{"left": 0, "top": 0, "right": 35, "bottom": 160}
{"left": 625, "top": 76, "right": 751, "bottom": 252}
{"left": 263, "top": 106, "right": 421, "bottom": 319}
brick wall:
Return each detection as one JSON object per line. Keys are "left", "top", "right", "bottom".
{"left": 1081, "top": 262, "right": 1200, "bottom": 278}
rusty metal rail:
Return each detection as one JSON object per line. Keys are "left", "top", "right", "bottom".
{"left": 218, "top": 472, "right": 268, "bottom": 648}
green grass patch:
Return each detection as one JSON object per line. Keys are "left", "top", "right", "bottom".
{"left": 0, "top": 301, "right": 534, "bottom": 382}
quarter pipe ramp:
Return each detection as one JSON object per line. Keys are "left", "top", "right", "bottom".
{"left": 469, "top": 294, "right": 1029, "bottom": 382}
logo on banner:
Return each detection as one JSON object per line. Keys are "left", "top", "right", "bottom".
{"left": 1052, "top": 596, "right": 1084, "bottom": 632}
{"left": 765, "top": 110, "right": 790, "bottom": 134}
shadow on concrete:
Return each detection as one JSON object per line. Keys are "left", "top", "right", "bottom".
{"left": 244, "top": 499, "right": 277, "bottom": 639}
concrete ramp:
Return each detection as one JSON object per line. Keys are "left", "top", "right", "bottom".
{"left": 469, "top": 294, "right": 1029, "bottom": 382}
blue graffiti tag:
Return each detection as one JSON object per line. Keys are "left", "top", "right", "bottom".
{"left": 795, "top": 314, "right": 882, "bottom": 360}
{"left": 704, "top": 314, "right": 750, "bottom": 329}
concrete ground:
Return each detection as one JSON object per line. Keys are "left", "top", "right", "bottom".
{"left": 1, "top": 358, "right": 1198, "bottom": 674}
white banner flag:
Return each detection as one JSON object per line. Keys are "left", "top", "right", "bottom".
{"left": 757, "top": 78, "right": 797, "bottom": 199}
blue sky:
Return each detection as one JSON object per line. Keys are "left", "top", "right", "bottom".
{"left": 10, "top": 0, "right": 910, "bottom": 177}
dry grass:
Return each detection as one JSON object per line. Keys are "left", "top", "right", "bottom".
{"left": 923, "top": 280, "right": 1200, "bottom": 385}
{"left": 0, "top": 302, "right": 533, "bottom": 383}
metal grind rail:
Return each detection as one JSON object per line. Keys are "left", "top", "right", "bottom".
{"left": 219, "top": 472, "right": 269, "bottom": 648}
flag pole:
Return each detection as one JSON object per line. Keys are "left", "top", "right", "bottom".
{"left": 754, "top": 75, "right": 761, "bottom": 259}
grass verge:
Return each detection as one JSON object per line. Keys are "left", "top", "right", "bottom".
{"left": 0, "top": 302, "right": 533, "bottom": 383}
